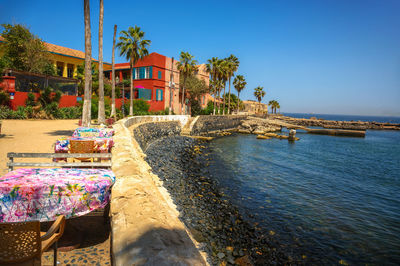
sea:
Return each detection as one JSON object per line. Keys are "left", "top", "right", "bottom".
{"left": 206, "top": 114, "right": 400, "bottom": 265}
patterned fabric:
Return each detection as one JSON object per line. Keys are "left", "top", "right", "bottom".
{"left": 0, "top": 168, "right": 115, "bottom": 223}
{"left": 54, "top": 137, "right": 114, "bottom": 153}
{"left": 72, "top": 127, "right": 114, "bottom": 138}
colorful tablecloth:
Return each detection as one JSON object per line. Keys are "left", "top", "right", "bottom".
{"left": 55, "top": 137, "right": 114, "bottom": 153}
{"left": 73, "top": 127, "right": 114, "bottom": 138}
{"left": 0, "top": 168, "right": 115, "bottom": 223}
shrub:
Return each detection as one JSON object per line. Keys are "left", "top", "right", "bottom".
{"left": 59, "top": 106, "right": 81, "bottom": 119}
{"left": 190, "top": 100, "right": 202, "bottom": 116}
{"left": 44, "top": 102, "right": 61, "bottom": 119}
{"left": 0, "top": 91, "right": 10, "bottom": 106}
{"left": 38, "top": 87, "right": 61, "bottom": 107}
{"left": 0, "top": 106, "right": 27, "bottom": 119}
{"left": 25, "top": 93, "right": 36, "bottom": 107}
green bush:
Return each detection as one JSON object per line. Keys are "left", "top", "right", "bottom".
{"left": 0, "top": 91, "right": 10, "bottom": 106}
{"left": 25, "top": 93, "right": 36, "bottom": 107}
{"left": 190, "top": 100, "right": 202, "bottom": 116}
{"left": 44, "top": 102, "right": 61, "bottom": 118}
{"left": 0, "top": 106, "right": 26, "bottom": 119}
{"left": 59, "top": 106, "right": 81, "bottom": 119}
{"left": 38, "top": 87, "right": 61, "bottom": 107}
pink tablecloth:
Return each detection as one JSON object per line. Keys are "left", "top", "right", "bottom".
{"left": 0, "top": 168, "right": 115, "bottom": 222}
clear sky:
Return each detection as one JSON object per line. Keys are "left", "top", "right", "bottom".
{"left": 1, "top": 0, "right": 399, "bottom": 116}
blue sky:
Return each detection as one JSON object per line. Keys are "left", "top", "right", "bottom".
{"left": 1, "top": 0, "right": 399, "bottom": 116}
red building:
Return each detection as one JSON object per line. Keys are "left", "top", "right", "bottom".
{"left": 106, "top": 52, "right": 210, "bottom": 113}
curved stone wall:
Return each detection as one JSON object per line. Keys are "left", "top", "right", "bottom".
{"left": 133, "top": 121, "right": 181, "bottom": 151}
{"left": 190, "top": 115, "right": 247, "bottom": 135}
{"left": 110, "top": 115, "right": 206, "bottom": 266}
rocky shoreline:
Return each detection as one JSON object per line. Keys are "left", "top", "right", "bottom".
{"left": 144, "top": 135, "right": 291, "bottom": 265}
{"left": 274, "top": 115, "right": 400, "bottom": 130}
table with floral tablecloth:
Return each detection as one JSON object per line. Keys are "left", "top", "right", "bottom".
{"left": 73, "top": 127, "right": 114, "bottom": 138}
{"left": 0, "top": 168, "right": 115, "bottom": 223}
{"left": 55, "top": 137, "right": 114, "bottom": 153}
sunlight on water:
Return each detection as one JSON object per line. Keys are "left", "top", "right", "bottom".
{"left": 208, "top": 130, "right": 400, "bottom": 265}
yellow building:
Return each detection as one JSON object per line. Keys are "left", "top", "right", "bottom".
{"left": 0, "top": 36, "right": 111, "bottom": 78}
{"left": 242, "top": 100, "right": 268, "bottom": 114}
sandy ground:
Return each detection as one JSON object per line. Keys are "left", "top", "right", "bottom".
{"left": 0, "top": 119, "right": 111, "bottom": 265}
{"left": 0, "top": 119, "right": 79, "bottom": 175}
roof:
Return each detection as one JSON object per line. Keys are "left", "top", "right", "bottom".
{"left": 0, "top": 35, "right": 110, "bottom": 64}
{"left": 45, "top": 42, "right": 86, "bottom": 59}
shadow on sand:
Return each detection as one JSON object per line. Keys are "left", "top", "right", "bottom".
{"left": 41, "top": 215, "right": 110, "bottom": 251}
{"left": 114, "top": 227, "right": 206, "bottom": 265}
{"left": 45, "top": 130, "right": 75, "bottom": 136}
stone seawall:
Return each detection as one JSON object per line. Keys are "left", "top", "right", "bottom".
{"left": 190, "top": 115, "right": 247, "bottom": 135}
{"left": 133, "top": 121, "right": 181, "bottom": 151}
{"left": 110, "top": 115, "right": 206, "bottom": 266}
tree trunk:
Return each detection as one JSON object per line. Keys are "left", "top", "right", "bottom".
{"left": 111, "top": 24, "right": 117, "bottom": 119}
{"left": 97, "top": 0, "right": 105, "bottom": 124}
{"left": 82, "top": 0, "right": 92, "bottom": 127}
{"left": 213, "top": 88, "right": 216, "bottom": 115}
{"left": 237, "top": 91, "right": 240, "bottom": 114}
{"left": 181, "top": 76, "right": 186, "bottom": 115}
{"left": 227, "top": 77, "right": 231, "bottom": 115}
{"left": 129, "top": 62, "right": 133, "bottom": 116}
{"left": 217, "top": 88, "right": 221, "bottom": 114}
{"left": 222, "top": 82, "right": 226, "bottom": 115}
{"left": 169, "top": 57, "right": 174, "bottom": 115}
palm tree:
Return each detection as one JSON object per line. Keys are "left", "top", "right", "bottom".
{"left": 226, "top": 55, "right": 239, "bottom": 114}
{"left": 97, "top": 0, "right": 105, "bottom": 124}
{"left": 206, "top": 57, "right": 219, "bottom": 115}
{"left": 176, "top": 51, "right": 198, "bottom": 115}
{"left": 110, "top": 24, "right": 117, "bottom": 119}
{"left": 254, "top": 86, "right": 266, "bottom": 113}
{"left": 233, "top": 75, "right": 246, "bottom": 114}
{"left": 82, "top": 0, "right": 92, "bottom": 127}
{"left": 268, "top": 100, "right": 275, "bottom": 114}
{"left": 268, "top": 100, "right": 280, "bottom": 114}
{"left": 220, "top": 60, "right": 230, "bottom": 115}
{"left": 116, "top": 26, "right": 151, "bottom": 116}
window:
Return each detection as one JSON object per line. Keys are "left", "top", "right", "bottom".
{"left": 135, "top": 68, "right": 139, "bottom": 80}
{"left": 158, "top": 71, "right": 162, "bottom": 79}
{"left": 67, "top": 64, "right": 74, "bottom": 78}
{"left": 145, "top": 67, "right": 150, "bottom": 79}
{"left": 202, "top": 96, "right": 205, "bottom": 105}
{"left": 156, "top": 89, "right": 163, "bottom": 101}
{"left": 138, "top": 88, "right": 152, "bottom": 100}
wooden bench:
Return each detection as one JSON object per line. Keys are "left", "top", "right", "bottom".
{"left": 6, "top": 152, "right": 112, "bottom": 218}
{"left": 7, "top": 152, "right": 112, "bottom": 171}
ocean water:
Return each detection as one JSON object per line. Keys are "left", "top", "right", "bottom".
{"left": 207, "top": 129, "right": 400, "bottom": 264}
{"left": 282, "top": 113, "right": 400, "bottom": 124}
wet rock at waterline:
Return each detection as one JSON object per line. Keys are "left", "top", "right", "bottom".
{"left": 144, "top": 135, "right": 288, "bottom": 265}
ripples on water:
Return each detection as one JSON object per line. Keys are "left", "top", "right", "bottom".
{"left": 207, "top": 130, "right": 400, "bottom": 265}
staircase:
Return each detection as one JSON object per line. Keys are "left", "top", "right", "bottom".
{"left": 181, "top": 117, "right": 198, "bottom": 136}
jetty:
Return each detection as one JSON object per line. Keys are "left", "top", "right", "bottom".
{"left": 264, "top": 118, "right": 366, "bottom": 137}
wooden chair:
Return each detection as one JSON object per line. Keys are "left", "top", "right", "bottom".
{"left": 69, "top": 140, "right": 95, "bottom": 162}
{"left": 0, "top": 215, "right": 66, "bottom": 266}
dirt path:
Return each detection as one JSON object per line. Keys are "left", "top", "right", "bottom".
{"left": 0, "top": 119, "right": 79, "bottom": 175}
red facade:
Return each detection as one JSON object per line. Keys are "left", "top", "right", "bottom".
{"left": 106, "top": 53, "right": 168, "bottom": 112}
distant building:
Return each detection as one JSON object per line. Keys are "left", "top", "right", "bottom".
{"left": 105, "top": 53, "right": 211, "bottom": 113}
{"left": 242, "top": 100, "right": 268, "bottom": 114}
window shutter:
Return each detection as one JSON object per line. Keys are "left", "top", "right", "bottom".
{"left": 132, "top": 68, "right": 136, "bottom": 80}
{"left": 160, "top": 89, "right": 163, "bottom": 101}
{"left": 149, "top": 66, "right": 153, "bottom": 79}
{"left": 158, "top": 71, "right": 162, "bottom": 79}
